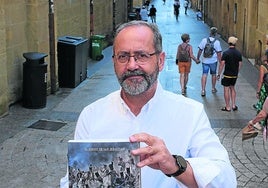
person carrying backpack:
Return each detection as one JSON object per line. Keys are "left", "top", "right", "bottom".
{"left": 176, "top": 33, "right": 200, "bottom": 95}
{"left": 197, "top": 27, "right": 222, "bottom": 97}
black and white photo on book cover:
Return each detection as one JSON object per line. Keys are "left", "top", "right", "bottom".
{"left": 68, "top": 140, "right": 141, "bottom": 188}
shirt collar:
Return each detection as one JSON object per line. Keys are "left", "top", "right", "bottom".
{"left": 119, "top": 81, "right": 163, "bottom": 116}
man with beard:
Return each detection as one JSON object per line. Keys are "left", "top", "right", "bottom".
{"left": 60, "top": 21, "right": 236, "bottom": 188}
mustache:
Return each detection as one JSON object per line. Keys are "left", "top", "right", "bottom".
{"left": 121, "top": 70, "right": 147, "bottom": 80}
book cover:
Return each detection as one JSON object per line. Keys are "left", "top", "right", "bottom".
{"left": 68, "top": 139, "right": 141, "bottom": 188}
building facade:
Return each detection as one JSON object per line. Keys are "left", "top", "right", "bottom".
{"left": 0, "top": 0, "right": 129, "bottom": 117}
{"left": 192, "top": 0, "right": 268, "bottom": 63}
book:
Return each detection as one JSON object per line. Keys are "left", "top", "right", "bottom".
{"left": 68, "top": 139, "right": 141, "bottom": 188}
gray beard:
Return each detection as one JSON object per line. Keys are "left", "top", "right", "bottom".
{"left": 118, "top": 69, "right": 159, "bottom": 95}
{"left": 121, "top": 78, "right": 149, "bottom": 95}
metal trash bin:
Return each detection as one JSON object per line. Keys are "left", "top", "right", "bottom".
{"left": 22, "top": 52, "right": 48, "bottom": 109}
{"left": 57, "top": 36, "right": 88, "bottom": 88}
{"left": 90, "top": 35, "right": 105, "bottom": 61}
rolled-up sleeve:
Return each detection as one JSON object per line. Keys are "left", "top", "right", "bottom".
{"left": 187, "top": 158, "right": 236, "bottom": 187}
{"left": 184, "top": 108, "right": 237, "bottom": 187}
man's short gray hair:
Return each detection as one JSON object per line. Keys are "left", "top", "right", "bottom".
{"left": 114, "top": 21, "right": 162, "bottom": 53}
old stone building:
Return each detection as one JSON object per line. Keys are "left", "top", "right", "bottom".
{"left": 191, "top": 0, "right": 268, "bottom": 63}
{"left": 0, "top": 0, "right": 129, "bottom": 117}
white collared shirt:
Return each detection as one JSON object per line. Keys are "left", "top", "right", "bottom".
{"left": 61, "top": 83, "right": 236, "bottom": 188}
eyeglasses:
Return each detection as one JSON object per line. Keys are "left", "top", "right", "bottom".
{"left": 112, "top": 51, "right": 158, "bottom": 64}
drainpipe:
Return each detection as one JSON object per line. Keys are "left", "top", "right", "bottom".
{"left": 90, "top": 0, "right": 94, "bottom": 36}
{"left": 48, "top": 0, "right": 56, "bottom": 94}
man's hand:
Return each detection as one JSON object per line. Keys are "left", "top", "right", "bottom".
{"left": 129, "top": 133, "right": 178, "bottom": 175}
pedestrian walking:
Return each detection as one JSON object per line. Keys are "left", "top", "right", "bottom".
{"left": 251, "top": 36, "right": 268, "bottom": 131}
{"left": 140, "top": 6, "right": 149, "bottom": 22}
{"left": 60, "top": 20, "right": 237, "bottom": 188}
{"left": 184, "top": 0, "right": 189, "bottom": 15}
{"left": 196, "top": 9, "right": 202, "bottom": 20}
{"left": 149, "top": 4, "right": 157, "bottom": 23}
{"left": 253, "top": 36, "right": 268, "bottom": 112}
{"left": 176, "top": 33, "right": 199, "bottom": 95}
{"left": 253, "top": 55, "right": 268, "bottom": 110}
{"left": 197, "top": 27, "right": 222, "bottom": 97}
{"left": 174, "top": 3, "right": 180, "bottom": 21}
{"left": 217, "top": 36, "right": 242, "bottom": 111}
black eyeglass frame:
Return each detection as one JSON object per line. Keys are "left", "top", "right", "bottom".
{"left": 112, "top": 51, "right": 159, "bottom": 64}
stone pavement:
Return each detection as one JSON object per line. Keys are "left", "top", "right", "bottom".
{"left": 0, "top": 0, "right": 268, "bottom": 187}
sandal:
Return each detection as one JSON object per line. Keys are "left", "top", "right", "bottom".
{"left": 221, "top": 107, "right": 231, "bottom": 112}
{"left": 232, "top": 106, "right": 238, "bottom": 111}
{"left": 201, "top": 90, "right": 206, "bottom": 97}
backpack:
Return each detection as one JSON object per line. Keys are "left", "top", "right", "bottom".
{"left": 203, "top": 38, "right": 216, "bottom": 58}
{"left": 178, "top": 44, "right": 190, "bottom": 62}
